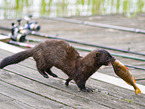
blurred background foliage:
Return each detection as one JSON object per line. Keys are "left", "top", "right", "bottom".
{"left": 0, "top": 0, "right": 145, "bottom": 19}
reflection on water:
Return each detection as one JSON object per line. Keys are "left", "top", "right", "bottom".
{"left": 0, "top": 0, "right": 145, "bottom": 19}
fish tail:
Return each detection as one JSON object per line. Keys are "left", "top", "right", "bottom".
{"left": 135, "top": 88, "right": 141, "bottom": 95}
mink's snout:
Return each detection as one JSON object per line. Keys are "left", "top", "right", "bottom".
{"left": 110, "top": 56, "right": 116, "bottom": 63}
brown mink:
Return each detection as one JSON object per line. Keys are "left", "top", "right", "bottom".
{"left": 0, "top": 39, "right": 114, "bottom": 92}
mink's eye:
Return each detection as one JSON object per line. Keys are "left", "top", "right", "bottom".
{"left": 105, "top": 55, "right": 109, "bottom": 60}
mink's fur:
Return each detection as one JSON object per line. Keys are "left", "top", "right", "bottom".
{"left": 0, "top": 39, "right": 114, "bottom": 92}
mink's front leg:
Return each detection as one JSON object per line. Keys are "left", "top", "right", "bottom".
{"left": 65, "top": 78, "right": 72, "bottom": 86}
{"left": 77, "top": 80, "right": 94, "bottom": 92}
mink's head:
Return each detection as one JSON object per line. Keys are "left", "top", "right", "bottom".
{"left": 94, "top": 49, "right": 115, "bottom": 66}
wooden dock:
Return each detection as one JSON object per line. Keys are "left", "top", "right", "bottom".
{"left": 0, "top": 14, "right": 145, "bottom": 108}
{"left": 0, "top": 42, "right": 145, "bottom": 109}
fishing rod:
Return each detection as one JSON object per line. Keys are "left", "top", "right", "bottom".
{"left": 6, "top": 39, "right": 145, "bottom": 71}
{"left": 30, "top": 31, "right": 145, "bottom": 56}
{"left": 43, "top": 17, "right": 145, "bottom": 34}
{"left": 1, "top": 33, "right": 144, "bottom": 70}
{"left": 1, "top": 25, "right": 145, "bottom": 56}
{"left": 8, "top": 40, "right": 34, "bottom": 48}
{"left": 136, "top": 78, "right": 145, "bottom": 81}
{"left": 0, "top": 18, "right": 29, "bottom": 42}
{"left": 1, "top": 21, "right": 145, "bottom": 56}
{"left": 24, "top": 15, "right": 40, "bottom": 31}
{"left": 0, "top": 15, "right": 40, "bottom": 42}
{"left": 75, "top": 47, "right": 145, "bottom": 62}
{"left": 0, "top": 33, "right": 33, "bottom": 48}
{"left": 2, "top": 32, "right": 144, "bottom": 62}
{"left": 25, "top": 38, "right": 145, "bottom": 61}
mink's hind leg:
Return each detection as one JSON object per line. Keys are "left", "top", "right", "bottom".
{"left": 65, "top": 78, "right": 72, "bottom": 86}
{"left": 36, "top": 62, "right": 49, "bottom": 78}
{"left": 37, "top": 68, "right": 49, "bottom": 78}
{"left": 45, "top": 68, "right": 58, "bottom": 78}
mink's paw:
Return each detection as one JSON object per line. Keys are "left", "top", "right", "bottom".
{"left": 81, "top": 88, "right": 94, "bottom": 92}
{"left": 65, "top": 82, "right": 69, "bottom": 86}
{"left": 65, "top": 78, "right": 72, "bottom": 87}
{"left": 42, "top": 73, "right": 49, "bottom": 78}
{"left": 52, "top": 74, "right": 58, "bottom": 78}
{"left": 43, "top": 75, "right": 49, "bottom": 78}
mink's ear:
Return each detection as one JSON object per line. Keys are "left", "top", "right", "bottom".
{"left": 96, "top": 52, "right": 101, "bottom": 57}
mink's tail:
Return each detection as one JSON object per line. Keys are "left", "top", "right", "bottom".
{"left": 0, "top": 49, "right": 33, "bottom": 69}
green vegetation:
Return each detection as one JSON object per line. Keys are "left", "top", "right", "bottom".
{"left": 0, "top": 0, "right": 145, "bottom": 19}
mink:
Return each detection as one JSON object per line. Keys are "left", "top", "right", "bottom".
{"left": 0, "top": 39, "right": 114, "bottom": 92}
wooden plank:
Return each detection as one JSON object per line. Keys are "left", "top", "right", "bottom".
{"left": 0, "top": 56, "right": 144, "bottom": 109}
{"left": 0, "top": 61, "right": 145, "bottom": 108}
{"left": 0, "top": 93, "right": 34, "bottom": 109}
{"left": 3, "top": 64, "right": 145, "bottom": 109}
{"left": 0, "top": 80, "right": 69, "bottom": 109}
{"left": 92, "top": 72, "right": 145, "bottom": 94}
{"left": 0, "top": 35, "right": 10, "bottom": 43}
{"left": 1, "top": 46, "right": 145, "bottom": 108}
{"left": 0, "top": 43, "right": 145, "bottom": 108}
{"left": 0, "top": 68, "right": 109, "bottom": 109}
{"left": 0, "top": 41, "right": 24, "bottom": 53}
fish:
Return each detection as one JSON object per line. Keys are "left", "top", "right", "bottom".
{"left": 111, "top": 59, "right": 141, "bottom": 95}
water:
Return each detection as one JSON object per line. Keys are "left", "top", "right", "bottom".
{"left": 0, "top": 0, "right": 145, "bottom": 19}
